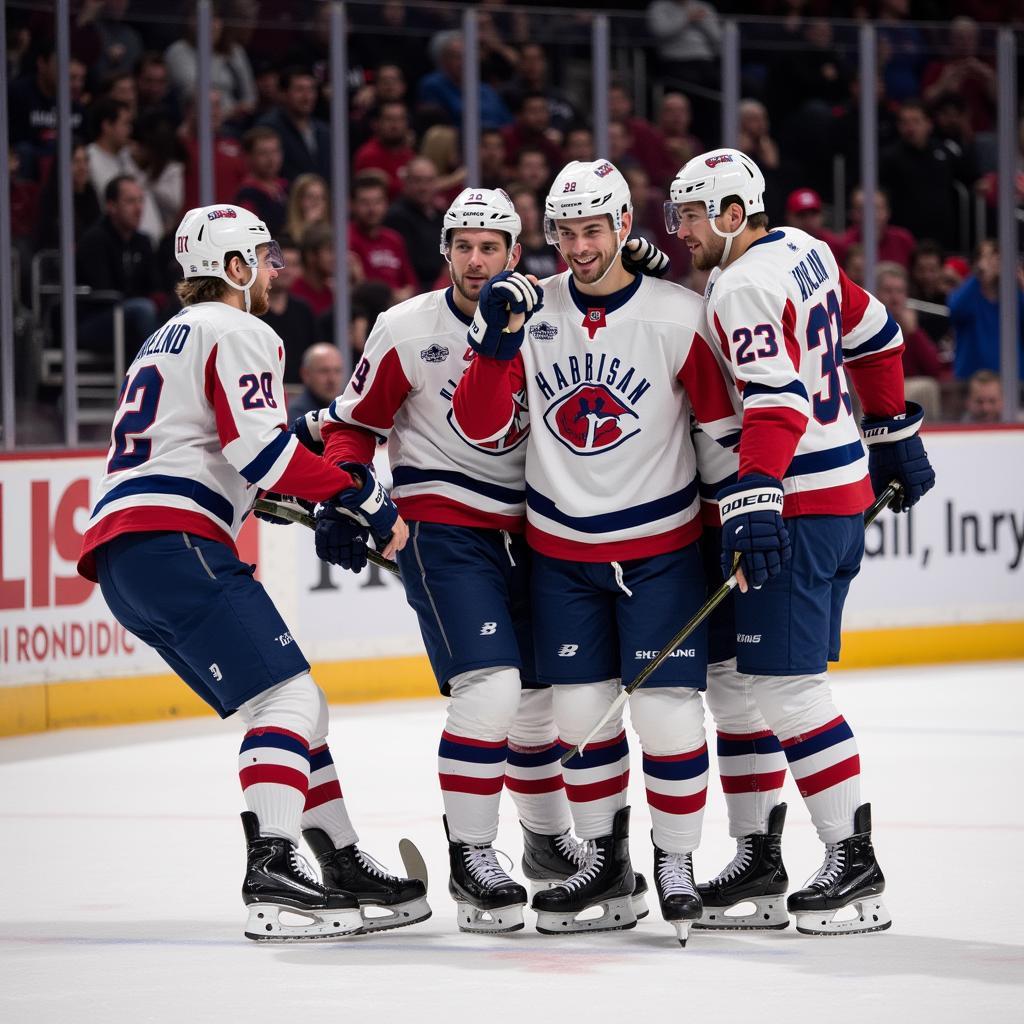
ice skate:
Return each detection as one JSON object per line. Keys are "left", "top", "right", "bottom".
{"left": 532, "top": 806, "right": 637, "bottom": 935}
{"left": 240, "top": 812, "right": 363, "bottom": 941}
{"left": 303, "top": 828, "right": 431, "bottom": 933}
{"left": 788, "top": 803, "right": 892, "bottom": 936}
{"left": 695, "top": 802, "right": 790, "bottom": 930}
{"left": 520, "top": 822, "right": 649, "bottom": 918}
{"left": 652, "top": 837, "right": 702, "bottom": 947}
{"left": 445, "top": 815, "right": 527, "bottom": 933}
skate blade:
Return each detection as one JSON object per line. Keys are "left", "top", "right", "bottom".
{"left": 632, "top": 889, "right": 650, "bottom": 920}
{"left": 693, "top": 895, "right": 790, "bottom": 931}
{"left": 535, "top": 895, "right": 636, "bottom": 935}
{"left": 244, "top": 903, "right": 363, "bottom": 942}
{"left": 794, "top": 897, "right": 892, "bottom": 936}
{"left": 359, "top": 896, "right": 433, "bottom": 933}
{"left": 399, "top": 838, "right": 429, "bottom": 890}
{"left": 674, "top": 919, "right": 691, "bottom": 947}
{"left": 455, "top": 900, "right": 525, "bottom": 934}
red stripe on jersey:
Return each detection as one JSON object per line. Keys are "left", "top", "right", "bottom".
{"left": 245, "top": 726, "right": 311, "bottom": 748}
{"left": 676, "top": 332, "right": 737, "bottom": 425}
{"left": 845, "top": 348, "right": 905, "bottom": 418}
{"left": 781, "top": 715, "right": 845, "bottom": 747}
{"left": 204, "top": 344, "right": 240, "bottom": 446}
{"left": 643, "top": 742, "right": 708, "bottom": 763}
{"left": 239, "top": 764, "right": 309, "bottom": 793}
{"left": 721, "top": 770, "right": 788, "bottom": 794}
{"left": 269, "top": 442, "right": 351, "bottom": 502}
{"left": 350, "top": 345, "right": 413, "bottom": 432}
{"left": 738, "top": 405, "right": 808, "bottom": 480}
{"left": 441, "top": 731, "right": 507, "bottom": 749}
{"left": 438, "top": 772, "right": 505, "bottom": 796}
{"left": 77, "top": 508, "right": 237, "bottom": 581}
{"left": 700, "top": 498, "right": 722, "bottom": 527}
{"left": 561, "top": 729, "right": 627, "bottom": 753}
{"left": 526, "top": 518, "right": 702, "bottom": 563}
{"left": 782, "top": 476, "right": 874, "bottom": 517}
{"left": 839, "top": 267, "right": 870, "bottom": 334}
{"left": 565, "top": 771, "right": 630, "bottom": 804}
{"left": 713, "top": 311, "right": 730, "bottom": 361}
{"left": 451, "top": 353, "right": 525, "bottom": 441}
{"left": 304, "top": 780, "right": 343, "bottom": 810}
{"left": 645, "top": 787, "right": 707, "bottom": 814}
{"left": 321, "top": 422, "right": 377, "bottom": 468}
{"left": 395, "top": 493, "right": 524, "bottom": 532}
{"left": 795, "top": 755, "right": 861, "bottom": 798}
{"left": 782, "top": 299, "right": 801, "bottom": 371}
{"left": 503, "top": 774, "right": 565, "bottom": 795}
{"left": 717, "top": 728, "right": 776, "bottom": 742}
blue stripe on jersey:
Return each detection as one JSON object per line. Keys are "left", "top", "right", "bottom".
{"left": 239, "top": 730, "right": 311, "bottom": 761}
{"left": 717, "top": 734, "right": 783, "bottom": 758}
{"left": 783, "top": 719, "right": 854, "bottom": 763}
{"left": 558, "top": 733, "right": 629, "bottom": 770}
{"left": 748, "top": 230, "right": 787, "bottom": 249}
{"left": 717, "top": 430, "right": 742, "bottom": 449}
{"left": 743, "top": 380, "right": 809, "bottom": 402}
{"left": 844, "top": 313, "right": 900, "bottom": 359}
{"left": 507, "top": 744, "right": 561, "bottom": 769}
{"left": 698, "top": 473, "right": 737, "bottom": 499}
{"left": 568, "top": 273, "right": 642, "bottom": 315}
{"left": 392, "top": 465, "right": 525, "bottom": 505}
{"left": 786, "top": 440, "right": 864, "bottom": 478}
{"left": 92, "top": 474, "right": 235, "bottom": 526}
{"left": 240, "top": 429, "right": 291, "bottom": 485}
{"left": 309, "top": 747, "right": 334, "bottom": 772}
{"left": 527, "top": 479, "right": 698, "bottom": 534}
{"left": 438, "top": 736, "right": 508, "bottom": 764}
{"left": 642, "top": 748, "right": 709, "bottom": 781}
{"left": 444, "top": 286, "right": 473, "bottom": 326}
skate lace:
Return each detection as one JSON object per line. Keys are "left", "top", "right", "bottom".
{"left": 355, "top": 848, "right": 396, "bottom": 881}
{"left": 657, "top": 851, "right": 697, "bottom": 898}
{"left": 465, "top": 845, "right": 516, "bottom": 887}
{"left": 554, "top": 831, "right": 587, "bottom": 868}
{"left": 560, "top": 840, "right": 604, "bottom": 893}
{"left": 805, "top": 842, "right": 845, "bottom": 890}
{"left": 290, "top": 849, "right": 321, "bottom": 885}
{"left": 710, "top": 836, "right": 753, "bottom": 885}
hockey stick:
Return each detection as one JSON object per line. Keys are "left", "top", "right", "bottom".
{"left": 252, "top": 497, "right": 402, "bottom": 578}
{"left": 559, "top": 480, "right": 903, "bottom": 766}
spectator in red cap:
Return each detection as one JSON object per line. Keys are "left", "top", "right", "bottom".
{"left": 785, "top": 187, "right": 842, "bottom": 258}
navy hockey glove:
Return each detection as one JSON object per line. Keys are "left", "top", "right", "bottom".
{"left": 468, "top": 271, "right": 543, "bottom": 360}
{"left": 861, "top": 401, "right": 935, "bottom": 513}
{"left": 331, "top": 462, "right": 399, "bottom": 547}
{"left": 291, "top": 409, "right": 326, "bottom": 456}
{"left": 314, "top": 505, "right": 370, "bottom": 572}
{"left": 254, "top": 493, "right": 314, "bottom": 526}
{"left": 717, "top": 474, "right": 791, "bottom": 589}
{"left": 622, "top": 237, "right": 671, "bottom": 278}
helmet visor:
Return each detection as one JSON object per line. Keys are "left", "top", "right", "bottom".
{"left": 258, "top": 240, "right": 285, "bottom": 270}
{"left": 663, "top": 202, "right": 709, "bottom": 235}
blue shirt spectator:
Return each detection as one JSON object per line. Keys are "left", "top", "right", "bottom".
{"left": 416, "top": 31, "right": 512, "bottom": 130}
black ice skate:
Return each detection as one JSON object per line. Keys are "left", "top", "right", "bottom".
{"left": 695, "top": 802, "right": 790, "bottom": 930}
{"left": 652, "top": 837, "right": 702, "bottom": 947}
{"left": 303, "top": 827, "right": 431, "bottom": 933}
{"left": 445, "top": 815, "right": 527, "bottom": 933}
{"left": 240, "top": 812, "right": 363, "bottom": 941}
{"left": 787, "top": 803, "right": 891, "bottom": 936}
{"left": 532, "top": 806, "right": 637, "bottom": 935}
{"left": 521, "top": 822, "right": 650, "bottom": 918}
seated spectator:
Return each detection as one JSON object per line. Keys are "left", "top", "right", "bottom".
{"left": 657, "top": 91, "right": 703, "bottom": 170}
{"left": 291, "top": 222, "right": 335, "bottom": 319}
{"left": 419, "top": 125, "right": 466, "bottom": 202}
{"left": 784, "top": 188, "right": 843, "bottom": 258}
{"left": 416, "top": 31, "right": 512, "bottom": 130}
{"left": 263, "top": 239, "right": 316, "bottom": 384}
{"left": 513, "top": 146, "right": 552, "bottom": 207}
{"left": 348, "top": 174, "right": 417, "bottom": 302}
{"left": 479, "top": 128, "right": 510, "bottom": 190}
{"left": 135, "top": 52, "right": 178, "bottom": 123}
{"left": 504, "top": 43, "right": 578, "bottom": 134}
{"left": 234, "top": 126, "right": 289, "bottom": 236}
{"left": 75, "top": 174, "right": 162, "bottom": 357}
{"left": 132, "top": 112, "right": 185, "bottom": 238}
{"left": 502, "top": 93, "right": 564, "bottom": 174}
{"left": 609, "top": 83, "right": 675, "bottom": 187}
{"left": 563, "top": 126, "right": 595, "bottom": 164}
{"left": 353, "top": 100, "right": 416, "bottom": 200}
{"left": 36, "top": 140, "right": 100, "bottom": 250}
{"left": 375, "top": 63, "right": 407, "bottom": 105}
{"left": 837, "top": 188, "right": 916, "bottom": 270}
{"left": 910, "top": 240, "right": 953, "bottom": 345}
{"left": 97, "top": 70, "right": 138, "bottom": 118}
{"left": 949, "top": 238, "right": 1024, "bottom": 381}
{"left": 259, "top": 67, "right": 331, "bottom": 183}
{"left": 177, "top": 91, "right": 247, "bottom": 210}
{"left": 962, "top": 369, "right": 1004, "bottom": 424}
{"left": 288, "top": 343, "right": 346, "bottom": 422}
{"left": 508, "top": 184, "right": 564, "bottom": 280}
{"left": 921, "top": 16, "right": 997, "bottom": 134}
{"left": 384, "top": 157, "right": 445, "bottom": 293}
{"left": 284, "top": 173, "right": 330, "bottom": 251}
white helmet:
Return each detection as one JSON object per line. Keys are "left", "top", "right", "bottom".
{"left": 440, "top": 188, "right": 521, "bottom": 258}
{"left": 664, "top": 148, "right": 765, "bottom": 231}
{"left": 173, "top": 204, "right": 283, "bottom": 311}
{"left": 544, "top": 159, "right": 632, "bottom": 244}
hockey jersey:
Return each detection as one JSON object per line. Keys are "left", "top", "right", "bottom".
{"left": 78, "top": 301, "right": 350, "bottom": 581}
{"left": 452, "top": 272, "right": 741, "bottom": 562}
{"left": 321, "top": 287, "right": 528, "bottom": 531}
{"left": 703, "top": 227, "right": 906, "bottom": 517}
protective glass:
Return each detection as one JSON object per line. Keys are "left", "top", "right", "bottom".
{"left": 259, "top": 240, "right": 286, "bottom": 269}
{"left": 663, "top": 202, "right": 710, "bottom": 234}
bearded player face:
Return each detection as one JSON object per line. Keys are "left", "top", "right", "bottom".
{"left": 554, "top": 213, "right": 629, "bottom": 286}
{"left": 673, "top": 202, "right": 725, "bottom": 271}
{"left": 448, "top": 229, "right": 520, "bottom": 304}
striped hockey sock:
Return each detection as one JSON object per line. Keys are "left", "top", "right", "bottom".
{"left": 781, "top": 715, "right": 861, "bottom": 844}
{"left": 300, "top": 743, "right": 358, "bottom": 849}
{"left": 238, "top": 726, "right": 310, "bottom": 844}
{"left": 438, "top": 731, "right": 507, "bottom": 845}
{"left": 558, "top": 729, "right": 630, "bottom": 841}
{"left": 505, "top": 740, "right": 571, "bottom": 836}
{"left": 643, "top": 741, "right": 709, "bottom": 854}
{"left": 716, "top": 728, "right": 788, "bottom": 837}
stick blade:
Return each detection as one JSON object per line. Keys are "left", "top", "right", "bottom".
{"left": 399, "top": 838, "right": 428, "bottom": 890}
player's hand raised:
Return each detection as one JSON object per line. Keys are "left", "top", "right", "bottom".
{"left": 468, "top": 271, "right": 543, "bottom": 360}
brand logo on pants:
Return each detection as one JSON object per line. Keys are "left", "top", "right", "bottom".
{"left": 557, "top": 644, "right": 579, "bottom": 657}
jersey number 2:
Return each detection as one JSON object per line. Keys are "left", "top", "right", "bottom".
{"left": 107, "top": 365, "right": 164, "bottom": 473}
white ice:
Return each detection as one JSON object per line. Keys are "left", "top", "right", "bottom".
{"left": 1, "top": 662, "right": 1022, "bottom": 1023}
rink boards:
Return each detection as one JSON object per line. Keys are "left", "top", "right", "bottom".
{"left": 1, "top": 426, "right": 1022, "bottom": 735}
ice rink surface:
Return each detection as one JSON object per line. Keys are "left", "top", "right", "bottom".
{"left": 1, "top": 661, "right": 1022, "bottom": 1023}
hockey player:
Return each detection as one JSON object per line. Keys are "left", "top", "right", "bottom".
{"left": 451, "top": 161, "right": 742, "bottom": 946}
{"left": 666, "top": 149, "right": 935, "bottom": 934}
{"left": 77, "top": 204, "right": 429, "bottom": 941}
{"left": 309, "top": 188, "right": 666, "bottom": 933}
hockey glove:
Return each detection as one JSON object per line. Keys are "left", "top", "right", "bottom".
{"left": 861, "top": 401, "right": 935, "bottom": 512}
{"left": 622, "top": 237, "right": 671, "bottom": 278}
{"left": 468, "top": 271, "right": 543, "bottom": 360}
{"left": 718, "top": 474, "right": 791, "bottom": 589}
{"left": 314, "top": 504, "right": 370, "bottom": 573}
{"left": 330, "top": 462, "right": 399, "bottom": 547}
{"left": 291, "top": 408, "right": 326, "bottom": 456}
{"left": 254, "top": 493, "right": 315, "bottom": 526}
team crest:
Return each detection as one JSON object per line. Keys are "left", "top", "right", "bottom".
{"left": 529, "top": 321, "right": 558, "bottom": 342}
{"left": 420, "top": 343, "right": 449, "bottom": 364}
{"left": 206, "top": 208, "right": 237, "bottom": 220}
{"left": 544, "top": 383, "right": 640, "bottom": 455}
{"left": 705, "top": 154, "right": 733, "bottom": 168}
{"left": 447, "top": 389, "right": 529, "bottom": 455}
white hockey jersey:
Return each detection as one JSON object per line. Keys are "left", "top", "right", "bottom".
{"left": 703, "top": 227, "right": 906, "bottom": 517}
{"left": 79, "top": 301, "right": 349, "bottom": 580}
{"left": 453, "top": 272, "right": 741, "bottom": 562}
{"left": 321, "top": 287, "right": 528, "bottom": 531}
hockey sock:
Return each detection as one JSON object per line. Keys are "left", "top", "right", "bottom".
{"left": 506, "top": 687, "right": 571, "bottom": 836}
{"left": 301, "top": 742, "right": 359, "bottom": 849}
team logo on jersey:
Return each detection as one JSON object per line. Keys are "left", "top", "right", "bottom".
{"left": 206, "top": 208, "right": 237, "bottom": 220}
{"left": 705, "top": 154, "right": 733, "bottom": 168}
{"left": 529, "top": 321, "right": 558, "bottom": 341}
{"left": 582, "top": 308, "right": 606, "bottom": 340}
{"left": 446, "top": 388, "right": 530, "bottom": 456}
{"left": 420, "top": 343, "right": 449, "bottom": 364}
{"left": 544, "top": 383, "right": 640, "bottom": 455}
